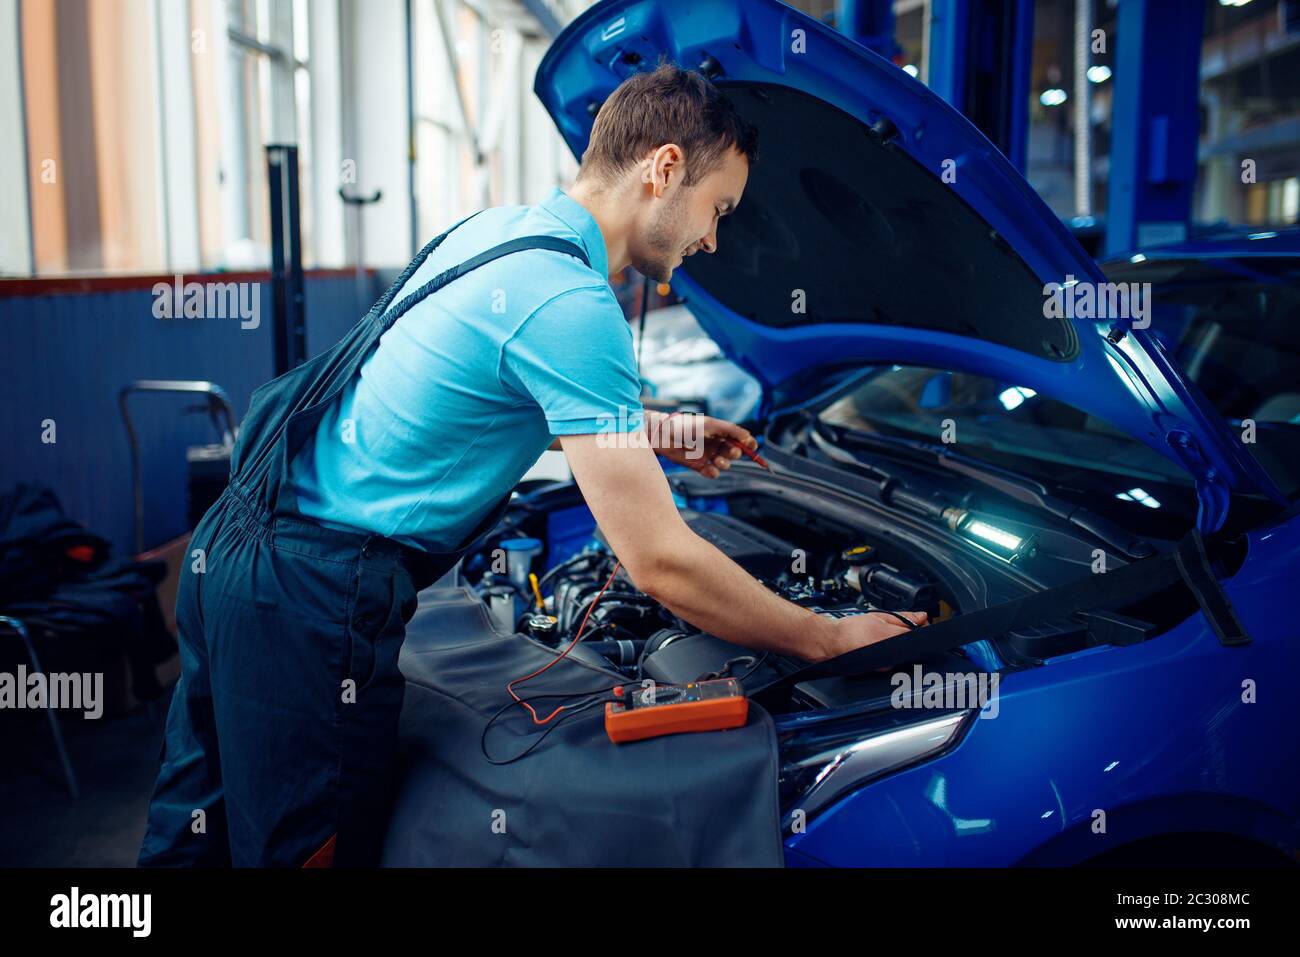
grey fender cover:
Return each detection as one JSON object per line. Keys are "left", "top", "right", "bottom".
{"left": 380, "top": 587, "right": 785, "bottom": 867}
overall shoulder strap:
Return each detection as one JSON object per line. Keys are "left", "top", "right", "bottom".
{"left": 379, "top": 235, "right": 590, "bottom": 329}
{"left": 368, "top": 211, "right": 483, "bottom": 319}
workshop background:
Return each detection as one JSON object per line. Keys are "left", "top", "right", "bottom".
{"left": 2, "top": 0, "right": 1299, "bottom": 866}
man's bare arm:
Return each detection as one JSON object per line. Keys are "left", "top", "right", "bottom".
{"left": 559, "top": 433, "right": 923, "bottom": 661}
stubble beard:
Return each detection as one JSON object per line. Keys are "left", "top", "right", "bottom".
{"left": 630, "top": 187, "right": 691, "bottom": 283}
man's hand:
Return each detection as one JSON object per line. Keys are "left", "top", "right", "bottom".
{"left": 803, "top": 610, "right": 929, "bottom": 663}
{"left": 645, "top": 411, "right": 756, "bottom": 479}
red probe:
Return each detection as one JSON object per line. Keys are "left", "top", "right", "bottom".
{"left": 726, "top": 438, "right": 772, "bottom": 471}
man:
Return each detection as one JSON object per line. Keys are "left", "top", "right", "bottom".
{"left": 138, "top": 63, "right": 925, "bottom": 869}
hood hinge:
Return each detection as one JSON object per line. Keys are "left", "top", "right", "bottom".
{"left": 1166, "top": 429, "right": 1231, "bottom": 533}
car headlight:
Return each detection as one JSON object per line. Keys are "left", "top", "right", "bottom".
{"left": 777, "top": 708, "right": 971, "bottom": 830}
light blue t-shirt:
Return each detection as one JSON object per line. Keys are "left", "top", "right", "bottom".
{"left": 288, "top": 188, "right": 645, "bottom": 551}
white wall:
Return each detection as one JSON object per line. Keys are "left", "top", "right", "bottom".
{"left": 0, "top": 0, "right": 33, "bottom": 275}
{"left": 1, "top": 0, "right": 582, "bottom": 277}
{"left": 310, "top": 0, "right": 347, "bottom": 267}
{"left": 152, "top": 0, "right": 201, "bottom": 272}
{"left": 521, "top": 36, "right": 578, "bottom": 201}
{"left": 341, "top": 0, "right": 413, "bottom": 266}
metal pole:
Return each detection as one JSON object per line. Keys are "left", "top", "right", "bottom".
{"left": 1074, "top": 0, "right": 1093, "bottom": 216}
{"left": 406, "top": 0, "right": 419, "bottom": 257}
{"left": 340, "top": 187, "right": 383, "bottom": 315}
{"left": 119, "top": 380, "right": 237, "bottom": 555}
{"left": 1, "top": 616, "right": 80, "bottom": 799}
{"left": 267, "top": 143, "right": 306, "bottom": 373}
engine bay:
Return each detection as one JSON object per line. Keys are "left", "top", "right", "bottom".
{"left": 460, "top": 481, "right": 991, "bottom": 712}
{"left": 454, "top": 434, "right": 1231, "bottom": 714}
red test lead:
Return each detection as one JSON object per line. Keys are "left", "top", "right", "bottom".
{"left": 726, "top": 438, "right": 772, "bottom": 472}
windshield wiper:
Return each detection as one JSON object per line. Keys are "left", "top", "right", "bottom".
{"left": 808, "top": 419, "right": 1157, "bottom": 559}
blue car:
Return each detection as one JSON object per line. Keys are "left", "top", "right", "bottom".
{"left": 392, "top": 0, "right": 1300, "bottom": 866}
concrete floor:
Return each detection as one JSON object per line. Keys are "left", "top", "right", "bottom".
{"left": 0, "top": 688, "right": 169, "bottom": 867}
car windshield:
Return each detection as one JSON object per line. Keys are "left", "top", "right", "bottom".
{"left": 1102, "top": 253, "right": 1300, "bottom": 498}
{"left": 818, "top": 365, "right": 1208, "bottom": 535}
{"left": 817, "top": 254, "right": 1300, "bottom": 535}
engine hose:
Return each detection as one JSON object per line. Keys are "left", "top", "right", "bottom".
{"left": 581, "top": 639, "right": 647, "bottom": 666}
{"left": 567, "top": 591, "right": 656, "bottom": 634}
{"left": 537, "top": 552, "right": 603, "bottom": 591}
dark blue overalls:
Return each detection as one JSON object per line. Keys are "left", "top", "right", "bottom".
{"left": 138, "top": 218, "right": 588, "bottom": 867}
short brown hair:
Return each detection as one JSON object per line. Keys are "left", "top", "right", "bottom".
{"left": 578, "top": 62, "right": 758, "bottom": 186}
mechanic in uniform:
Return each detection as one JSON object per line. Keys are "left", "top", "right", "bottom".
{"left": 138, "top": 63, "right": 927, "bottom": 868}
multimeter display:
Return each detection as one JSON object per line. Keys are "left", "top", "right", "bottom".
{"left": 605, "top": 678, "right": 749, "bottom": 743}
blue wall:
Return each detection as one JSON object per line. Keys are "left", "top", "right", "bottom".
{"left": 0, "top": 272, "right": 378, "bottom": 556}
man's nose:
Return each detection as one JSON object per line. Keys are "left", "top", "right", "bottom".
{"left": 701, "top": 229, "right": 718, "bottom": 254}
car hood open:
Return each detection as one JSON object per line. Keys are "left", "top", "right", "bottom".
{"left": 534, "top": 0, "right": 1285, "bottom": 530}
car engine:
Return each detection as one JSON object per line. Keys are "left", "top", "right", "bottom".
{"left": 467, "top": 502, "right": 950, "bottom": 700}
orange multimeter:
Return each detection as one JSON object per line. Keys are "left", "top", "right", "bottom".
{"left": 604, "top": 678, "right": 749, "bottom": 744}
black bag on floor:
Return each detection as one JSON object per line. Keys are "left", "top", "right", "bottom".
{"left": 0, "top": 482, "right": 174, "bottom": 700}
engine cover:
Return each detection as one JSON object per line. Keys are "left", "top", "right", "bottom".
{"left": 684, "top": 509, "right": 797, "bottom": 577}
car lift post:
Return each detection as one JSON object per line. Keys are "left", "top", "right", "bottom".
{"left": 927, "top": 0, "right": 1033, "bottom": 174}
{"left": 836, "top": 0, "right": 900, "bottom": 60}
{"left": 1104, "top": 0, "right": 1205, "bottom": 256}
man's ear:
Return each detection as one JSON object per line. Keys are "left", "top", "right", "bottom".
{"left": 645, "top": 143, "right": 685, "bottom": 196}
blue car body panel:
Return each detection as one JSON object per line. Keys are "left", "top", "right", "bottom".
{"left": 783, "top": 515, "right": 1300, "bottom": 866}
{"left": 535, "top": 0, "right": 1300, "bottom": 866}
